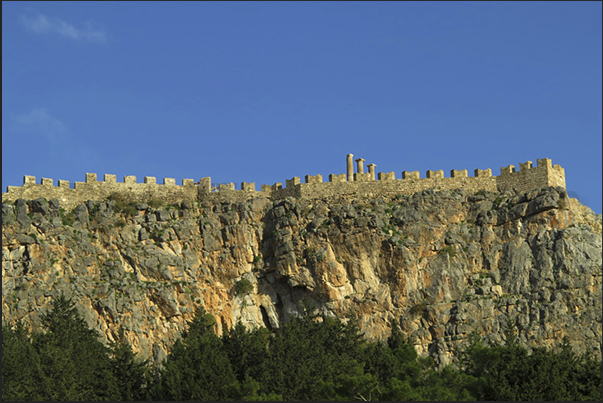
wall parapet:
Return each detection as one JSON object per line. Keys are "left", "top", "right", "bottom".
{"left": 3, "top": 173, "right": 200, "bottom": 210}
{"left": 2, "top": 155, "right": 566, "bottom": 208}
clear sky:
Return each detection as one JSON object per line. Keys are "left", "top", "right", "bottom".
{"left": 3, "top": 1, "right": 601, "bottom": 214}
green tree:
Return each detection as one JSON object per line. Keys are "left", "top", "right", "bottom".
{"left": 109, "top": 328, "right": 152, "bottom": 400}
{"left": 459, "top": 329, "right": 602, "bottom": 401}
{"left": 387, "top": 320, "right": 428, "bottom": 382}
{"left": 257, "top": 310, "right": 371, "bottom": 400}
{"left": 2, "top": 295, "right": 121, "bottom": 400}
{"left": 2, "top": 321, "right": 46, "bottom": 400}
{"left": 221, "top": 321, "right": 270, "bottom": 383}
{"left": 414, "top": 365, "right": 477, "bottom": 401}
{"left": 372, "top": 320, "right": 479, "bottom": 400}
{"left": 359, "top": 338, "right": 397, "bottom": 387}
{"left": 34, "top": 295, "right": 120, "bottom": 400}
{"left": 156, "top": 306, "right": 236, "bottom": 400}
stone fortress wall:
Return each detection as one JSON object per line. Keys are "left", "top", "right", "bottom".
{"left": 2, "top": 154, "right": 566, "bottom": 210}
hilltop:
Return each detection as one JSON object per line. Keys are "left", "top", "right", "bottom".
{"left": 2, "top": 178, "right": 601, "bottom": 366}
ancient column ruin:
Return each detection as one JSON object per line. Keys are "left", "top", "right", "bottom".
{"left": 355, "top": 158, "right": 365, "bottom": 174}
{"left": 347, "top": 154, "right": 354, "bottom": 182}
{"left": 367, "top": 163, "right": 376, "bottom": 181}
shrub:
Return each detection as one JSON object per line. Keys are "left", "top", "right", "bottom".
{"left": 108, "top": 193, "right": 137, "bottom": 217}
{"left": 61, "top": 211, "right": 76, "bottom": 226}
{"left": 90, "top": 203, "right": 100, "bottom": 214}
{"left": 315, "top": 252, "right": 325, "bottom": 262}
{"left": 439, "top": 246, "right": 456, "bottom": 257}
{"left": 148, "top": 198, "right": 164, "bottom": 209}
{"left": 234, "top": 279, "right": 253, "bottom": 296}
{"left": 409, "top": 302, "right": 427, "bottom": 317}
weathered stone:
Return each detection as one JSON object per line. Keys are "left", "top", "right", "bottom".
{"left": 29, "top": 198, "right": 49, "bottom": 215}
{"left": 2, "top": 203, "right": 16, "bottom": 226}
{"left": 15, "top": 199, "right": 31, "bottom": 227}
{"left": 0, "top": 184, "right": 600, "bottom": 370}
{"left": 156, "top": 210, "right": 170, "bottom": 222}
{"left": 73, "top": 204, "right": 89, "bottom": 226}
{"left": 16, "top": 234, "right": 36, "bottom": 245}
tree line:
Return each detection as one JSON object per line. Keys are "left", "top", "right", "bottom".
{"left": 3, "top": 295, "right": 601, "bottom": 401}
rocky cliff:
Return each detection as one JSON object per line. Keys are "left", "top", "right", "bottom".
{"left": 2, "top": 186, "right": 601, "bottom": 367}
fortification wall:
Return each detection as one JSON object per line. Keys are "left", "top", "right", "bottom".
{"left": 3, "top": 174, "right": 198, "bottom": 210}
{"left": 290, "top": 174, "right": 498, "bottom": 200}
{"left": 265, "top": 157, "right": 564, "bottom": 201}
{"left": 496, "top": 158, "right": 566, "bottom": 194}
{"left": 2, "top": 157, "right": 566, "bottom": 210}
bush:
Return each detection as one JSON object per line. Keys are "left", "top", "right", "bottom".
{"left": 439, "top": 246, "right": 456, "bottom": 257}
{"left": 61, "top": 211, "right": 76, "bottom": 226}
{"left": 148, "top": 198, "right": 164, "bottom": 209}
{"left": 409, "top": 302, "right": 427, "bottom": 317}
{"left": 108, "top": 193, "right": 137, "bottom": 216}
{"left": 234, "top": 279, "right": 253, "bottom": 296}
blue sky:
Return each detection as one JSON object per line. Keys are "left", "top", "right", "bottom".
{"left": 3, "top": 1, "right": 601, "bottom": 214}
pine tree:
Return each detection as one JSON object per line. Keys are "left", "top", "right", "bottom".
{"left": 2, "top": 321, "right": 45, "bottom": 400}
{"left": 221, "top": 321, "right": 270, "bottom": 383}
{"left": 3, "top": 295, "right": 120, "bottom": 400}
{"left": 156, "top": 306, "right": 236, "bottom": 400}
{"left": 109, "top": 328, "right": 151, "bottom": 400}
{"left": 33, "top": 294, "right": 120, "bottom": 400}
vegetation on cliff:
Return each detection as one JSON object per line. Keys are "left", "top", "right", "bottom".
{"left": 3, "top": 295, "right": 601, "bottom": 401}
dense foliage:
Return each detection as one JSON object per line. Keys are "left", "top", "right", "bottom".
{"left": 3, "top": 296, "right": 601, "bottom": 401}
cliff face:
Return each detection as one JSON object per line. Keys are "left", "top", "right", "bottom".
{"left": 2, "top": 186, "right": 601, "bottom": 367}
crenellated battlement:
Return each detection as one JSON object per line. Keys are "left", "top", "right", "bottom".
{"left": 3, "top": 174, "right": 200, "bottom": 210}
{"left": 2, "top": 154, "right": 566, "bottom": 209}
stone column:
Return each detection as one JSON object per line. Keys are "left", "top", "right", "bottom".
{"left": 355, "top": 158, "right": 365, "bottom": 174}
{"left": 367, "top": 163, "right": 376, "bottom": 180}
{"left": 346, "top": 153, "right": 354, "bottom": 181}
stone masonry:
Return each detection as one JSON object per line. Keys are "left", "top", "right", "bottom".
{"left": 2, "top": 154, "right": 566, "bottom": 210}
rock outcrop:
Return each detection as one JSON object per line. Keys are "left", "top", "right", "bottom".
{"left": 2, "top": 186, "right": 601, "bottom": 366}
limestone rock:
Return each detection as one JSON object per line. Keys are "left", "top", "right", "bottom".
{"left": 1, "top": 186, "right": 601, "bottom": 367}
